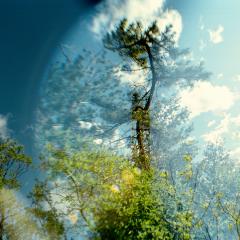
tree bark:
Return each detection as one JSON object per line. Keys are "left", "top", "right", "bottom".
{"left": 0, "top": 210, "right": 4, "bottom": 240}
{"left": 132, "top": 43, "right": 157, "bottom": 170}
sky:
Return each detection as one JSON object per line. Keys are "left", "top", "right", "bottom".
{"left": 174, "top": 0, "right": 240, "bottom": 157}
{"left": 0, "top": 0, "right": 100, "bottom": 138}
{"left": 1, "top": 0, "right": 240, "bottom": 186}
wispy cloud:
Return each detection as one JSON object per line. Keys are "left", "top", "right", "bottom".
{"left": 0, "top": 114, "right": 9, "bottom": 138}
{"left": 233, "top": 74, "right": 240, "bottom": 82}
{"left": 91, "top": 0, "right": 182, "bottom": 41}
{"left": 199, "top": 39, "right": 207, "bottom": 51}
{"left": 199, "top": 16, "right": 205, "bottom": 31}
{"left": 217, "top": 73, "right": 224, "bottom": 79}
{"left": 230, "top": 147, "right": 240, "bottom": 162}
{"left": 179, "top": 82, "right": 237, "bottom": 118}
{"left": 202, "top": 114, "right": 230, "bottom": 143}
{"left": 93, "top": 138, "right": 103, "bottom": 145}
{"left": 114, "top": 64, "right": 147, "bottom": 86}
{"left": 203, "top": 114, "right": 240, "bottom": 143}
{"left": 209, "top": 25, "right": 224, "bottom": 44}
{"left": 207, "top": 120, "right": 216, "bottom": 128}
{"left": 78, "top": 120, "right": 93, "bottom": 130}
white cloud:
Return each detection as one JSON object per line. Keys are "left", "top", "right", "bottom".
{"left": 114, "top": 64, "right": 147, "bottom": 86}
{"left": 233, "top": 74, "right": 240, "bottom": 82}
{"left": 202, "top": 114, "right": 230, "bottom": 143}
{"left": 209, "top": 25, "right": 224, "bottom": 44}
{"left": 0, "top": 115, "right": 9, "bottom": 138}
{"left": 199, "top": 16, "right": 205, "bottom": 31}
{"left": 203, "top": 114, "right": 240, "bottom": 143}
{"left": 231, "top": 115, "right": 240, "bottom": 126}
{"left": 52, "top": 124, "right": 63, "bottom": 130}
{"left": 230, "top": 147, "right": 240, "bottom": 161}
{"left": 91, "top": 0, "right": 182, "bottom": 41}
{"left": 179, "top": 82, "right": 236, "bottom": 118}
{"left": 217, "top": 73, "right": 223, "bottom": 79}
{"left": 108, "top": 129, "right": 126, "bottom": 148}
{"left": 199, "top": 39, "right": 206, "bottom": 51}
{"left": 79, "top": 121, "right": 93, "bottom": 129}
{"left": 207, "top": 120, "right": 216, "bottom": 128}
{"left": 93, "top": 138, "right": 103, "bottom": 145}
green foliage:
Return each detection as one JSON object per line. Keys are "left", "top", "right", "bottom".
{"left": 29, "top": 146, "right": 195, "bottom": 239}
{"left": 29, "top": 181, "right": 66, "bottom": 240}
{"left": 30, "top": 147, "right": 136, "bottom": 239}
{"left": 0, "top": 138, "right": 32, "bottom": 189}
{"left": 104, "top": 19, "right": 174, "bottom": 68}
{"left": 92, "top": 170, "right": 178, "bottom": 240}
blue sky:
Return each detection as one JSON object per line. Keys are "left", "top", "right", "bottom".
{"left": 176, "top": 0, "right": 240, "bottom": 157}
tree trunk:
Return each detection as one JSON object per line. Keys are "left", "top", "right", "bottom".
{"left": 0, "top": 203, "right": 6, "bottom": 240}
{"left": 0, "top": 216, "right": 4, "bottom": 240}
{"left": 131, "top": 44, "right": 156, "bottom": 170}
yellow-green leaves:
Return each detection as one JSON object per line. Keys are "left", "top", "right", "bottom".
{"left": 183, "top": 155, "right": 192, "bottom": 163}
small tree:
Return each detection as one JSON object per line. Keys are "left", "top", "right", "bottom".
{"left": 28, "top": 180, "right": 66, "bottom": 240}
{"left": 0, "top": 137, "right": 32, "bottom": 239}
{"left": 104, "top": 20, "right": 173, "bottom": 170}
{"left": 104, "top": 19, "right": 210, "bottom": 170}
